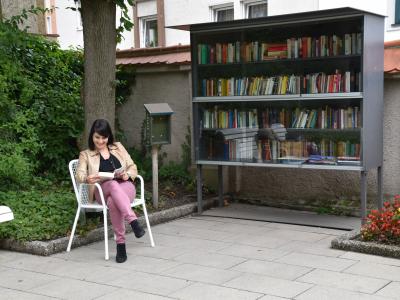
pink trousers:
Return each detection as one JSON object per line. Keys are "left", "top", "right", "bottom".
{"left": 95, "top": 180, "right": 137, "bottom": 244}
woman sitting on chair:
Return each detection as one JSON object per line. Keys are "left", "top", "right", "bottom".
{"left": 76, "top": 118, "right": 145, "bottom": 263}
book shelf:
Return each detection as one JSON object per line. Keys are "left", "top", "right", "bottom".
{"left": 183, "top": 8, "right": 384, "bottom": 222}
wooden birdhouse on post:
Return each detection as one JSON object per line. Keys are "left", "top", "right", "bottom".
{"left": 144, "top": 103, "right": 174, "bottom": 208}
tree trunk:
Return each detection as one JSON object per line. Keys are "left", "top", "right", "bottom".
{"left": 81, "top": 0, "right": 116, "bottom": 144}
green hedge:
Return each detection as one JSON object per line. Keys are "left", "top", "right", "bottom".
{"left": 0, "top": 21, "right": 83, "bottom": 190}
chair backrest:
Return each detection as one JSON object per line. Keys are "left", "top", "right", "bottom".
{"left": 69, "top": 159, "right": 91, "bottom": 206}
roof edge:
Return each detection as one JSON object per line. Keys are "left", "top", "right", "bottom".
{"left": 117, "top": 45, "right": 190, "bottom": 58}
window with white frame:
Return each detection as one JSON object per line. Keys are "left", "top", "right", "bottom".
{"left": 245, "top": 1, "right": 268, "bottom": 19}
{"left": 46, "top": 16, "right": 52, "bottom": 34}
{"left": 140, "top": 16, "right": 158, "bottom": 48}
{"left": 211, "top": 4, "right": 234, "bottom": 22}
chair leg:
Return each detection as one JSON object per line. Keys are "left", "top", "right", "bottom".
{"left": 67, "top": 207, "right": 81, "bottom": 252}
{"left": 103, "top": 208, "right": 109, "bottom": 260}
{"left": 142, "top": 203, "right": 155, "bottom": 247}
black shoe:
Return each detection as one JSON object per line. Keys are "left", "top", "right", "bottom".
{"left": 116, "top": 243, "right": 127, "bottom": 263}
{"left": 130, "top": 219, "right": 145, "bottom": 238}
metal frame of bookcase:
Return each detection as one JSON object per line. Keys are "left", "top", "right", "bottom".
{"left": 184, "top": 7, "right": 385, "bottom": 225}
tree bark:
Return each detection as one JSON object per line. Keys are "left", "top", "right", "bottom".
{"left": 81, "top": 0, "right": 116, "bottom": 143}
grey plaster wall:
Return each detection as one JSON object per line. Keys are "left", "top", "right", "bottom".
{"left": 383, "top": 78, "right": 400, "bottom": 196}
{"left": 117, "top": 68, "right": 191, "bottom": 162}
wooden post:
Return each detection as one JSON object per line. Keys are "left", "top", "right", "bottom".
{"left": 152, "top": 145, "right": 159, "bottom": 209}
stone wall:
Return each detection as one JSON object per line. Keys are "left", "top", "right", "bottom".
{"left": 117, "top": 65, "right": 191, "bottom": 162}
{"left": 1, "top": 0, "right": 46, "bottom": 34}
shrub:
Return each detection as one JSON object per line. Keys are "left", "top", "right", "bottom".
{"left": 361, "top": 196, "right": 400, "bottom": 244}
{"left": 159, "top": 161, "right": 192, "bottom": 186}
{"left": 0, "top": 21, "right": 83, "bottom": 189}
{"left": 0, "top": 189, "right": 77, "bottom": 241}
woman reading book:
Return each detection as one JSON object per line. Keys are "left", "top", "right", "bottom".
{"left": 76, "top": 119, "right": 145, "bottom": 263}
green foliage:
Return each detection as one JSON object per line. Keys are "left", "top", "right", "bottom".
{"left": 128, "top": 147, "right": 153, "bottom": 181}
{"left": 0, "top": 22, "right": 83, "bottom": 190}
{"left": 159, "top": 161, "right": 192, "bottom": 186}
{"left": 115, "top": 0, "right": 134, "bottom": 43}
{"left": 0, "top": 189, "right": 77, "bottom": 241}
{"left": 181, "top": 125, "right": 192, "bottom": 171}
{"left": 115, "top": 66, "right": 135, "bottom": 106}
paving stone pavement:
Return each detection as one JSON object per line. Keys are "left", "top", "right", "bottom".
{"left": 0, "top": 214, "right": 400, "bottom": 300}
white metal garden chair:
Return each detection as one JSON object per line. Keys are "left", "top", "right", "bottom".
{"left": 0, "top": 206, "right": 14, "bottom": 223}
{"left": 67, "top": 159, "right": 155, "bottom": 260}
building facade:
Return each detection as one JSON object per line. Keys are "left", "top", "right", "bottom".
{"left": 51, "top": 0, "right": 399, "bottom": 49}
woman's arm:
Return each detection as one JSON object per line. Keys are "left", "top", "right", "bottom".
{"left": 76, "top": 151, "right": 89, "bottom": 183}
{"left": 116, "top": 142, "right": 138, "bottom": 179}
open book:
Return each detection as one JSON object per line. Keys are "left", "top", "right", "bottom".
{"left": 98, "top": 166, "right": 124, "bottom": 180}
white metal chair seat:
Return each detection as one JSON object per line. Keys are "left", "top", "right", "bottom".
{"left": 0, "top": 206, "right": 14, "bottom": 223}
{"left": 67, "top": 159, "right": 155, "bottom": 260}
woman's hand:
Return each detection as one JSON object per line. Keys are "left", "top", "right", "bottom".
{"left": 87, "top": 174, "right": 100, "bottom": 184}
{"left": 115, "top": 171, "right": 129, "bottom": 181}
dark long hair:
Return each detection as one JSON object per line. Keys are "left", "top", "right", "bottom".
{"left": 88, "top": 119, "right": 114, "bottom": 150}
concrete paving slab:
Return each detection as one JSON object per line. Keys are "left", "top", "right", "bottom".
{"left": 0, "top": 286, "right": 56, "bottom": 299}
{"left": 375, "top": 281, "right": 400, "bottom": 298}
{"left": 172, "top": 250, "right": 246, "bottom": 269}
{"left": 203, "top": 203, "right": 360, "bottom": 230}
{"left": 277, "top": 240, "right": 347, "bottom": 257}
{"left": 344, "top": 261, "right": 400, "bottom": 281}
{"left": 296, "top": 269, "right": 390, "bottom": 294}
{"left": 262, "top": 228, "right": 330, "bottom": 242}
{"left": 275, "top": 252, "right": 358, "bottom": 272}
{"left": 0, "top": 268, "right": 59, "bottom": 291}
{"left": 160, "top": 263, "right": 241, "bottom": 285}
{"left": 264, "top": 222, "right": 347, "bottom": 235}
{"left": 107, "top": 270, "right": 192, "bottom": 296}
{"left": 339, "top": 251, "right": 400, "bottom": 267}
{"left": 223, "top": 273, "right": 313, "bottom": 298}
{"left": 223, "top": 233, "right": 291, "bottom": 248}
{"left": 294, "top": 286, "right": 394, "bottom": 300}
{"left": 230, "top": 259, "right": 312, "bottom": 280}
{"left": 29, "top": 277, "right": 117, "bottom": 300}
{"left": 154, "top": 233, "right": 231, "bottom": 251}
{"left": 216, "top": 244, "right": 290, "bottom": 261}
{"left": 116, "top": 254, "right": 182, "bottom": 274}
{"left": 96, "top": 289, "right": 174, "bottom": 300}
{"left": 152, "top": 224, "right": 238, "bottom": 241}
{"left": 170, "top": 282, "right": 262, "bottom": 300}
{"left": 258, "top": 295, "right": 290, "bottom": 300}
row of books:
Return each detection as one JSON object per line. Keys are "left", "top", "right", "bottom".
{"left": 197, "top": 42, "right": 286, "bottom": 64}
{"left": 261, "top": 106, "right": 361, "bottom": 129}
{"left": 223, "top": 137, "right": 258, "bottom": 160}
{"left": 202, "top": 105, "right": 361, "bottom": 130}
{"left": 197, "top": 33, "right": 362, "bottom": 64}
{"left": 303, "top": 71, "right": 361, "bottom": 94}
{"left": 286, "top": 33, "right": 362, "bottom": 59}
{"left": 204, "top": 136, "right": 360, "bottom": 163}
{"left": 257, "top": 139, "right": 360, "bottom": 162}
{"left": 202, "top": 108, "right": 259, "bottom": 129}
{"left": 200, "top": 71, "right": 361, "bottom": 96}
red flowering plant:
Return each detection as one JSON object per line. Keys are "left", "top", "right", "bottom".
{"left": 361, "top": 195, "right": 400, "bottom": 245}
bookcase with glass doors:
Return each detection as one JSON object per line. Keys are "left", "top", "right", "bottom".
{"left": 182, "top": 7, "right": 384, "bottom": 222}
